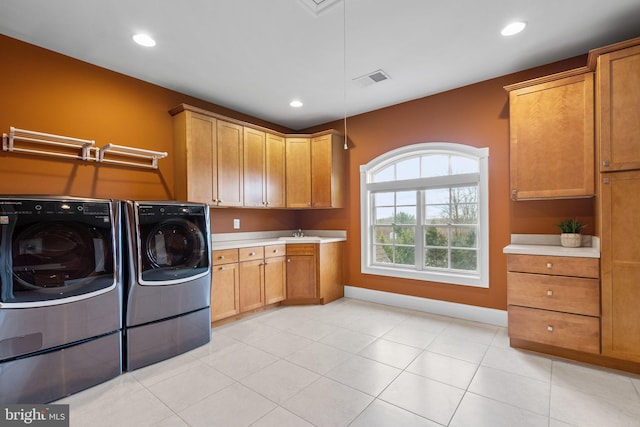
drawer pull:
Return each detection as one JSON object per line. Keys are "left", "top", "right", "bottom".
{"left": 547, "top": 290, "right": 553, "bottom": 297}
{"left": 546, "top": 263, "right": 553, "bottom": 269}
{"left": 250, "top": 252, "right": 255, "bottom": 256}
{"left": 220, "top": 266, "right": 224, "bottom": 271}
{"left": 547, "top": 325, "right": 553, "bottom": 332}
{"left": 219, "top": 255, "right": 225, "bottom": 260}
{"left": 273, "top": 249, "right": 279, "bottom": 253}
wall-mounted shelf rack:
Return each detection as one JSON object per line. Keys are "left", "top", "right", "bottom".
{"left": 2, "top": 126, "right": 168, "bottom": 169}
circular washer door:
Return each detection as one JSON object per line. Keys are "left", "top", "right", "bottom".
{"left": 10, "top": 221, "right": 113, "bottom": 300}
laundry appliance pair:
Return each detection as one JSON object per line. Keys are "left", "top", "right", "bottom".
{"left": 0, "top": 197, "right": 211, "bottom": 403}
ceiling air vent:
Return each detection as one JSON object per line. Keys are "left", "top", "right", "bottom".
{"left": 353, "top": 70, "right": 391, "bottom": 88}
{"left": 298, "top": 0, "right": 342, "bottom": 15}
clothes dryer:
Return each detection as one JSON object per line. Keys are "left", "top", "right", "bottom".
{"left": 0, "top": 196, "right": 122, "bottom": 403}
{"left": 122, "top": 201, "right": 211, "bottom": 370}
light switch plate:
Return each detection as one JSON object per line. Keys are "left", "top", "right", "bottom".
{"left": 233, "top": 218, "right": 240, "bottom": 229}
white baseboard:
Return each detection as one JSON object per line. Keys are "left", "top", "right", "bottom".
{"left": 344, "top": 286, "right": 508, "bottom": 327}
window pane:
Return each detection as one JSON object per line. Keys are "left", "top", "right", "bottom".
{"left": 451, "top": 156, "right": 478, "bottom": 174}
{"left": 451, "top": 249, "right": 477, "bottom": 271}
{"left": 425, "top": 226, "right": 448, "bottom": 246}
{"left": 374, "top": 245, "right": 393, "bottom": 263}
{"left": 374, "top": 192, "right": 394, "bottom": 206}
{"left": 425, "top": 188, "right": 449, "bottom": 204}
{"left": 421, "top": 155, "right": 449, "bottom": 177}
{"left": 451, "top": 227, "right": 477, "bottom": 248}
{"left": 394, "top": 226, "right": 415, "bottom": 244}
{"left": 395, "top": 246, "right": 415, "bottom": 265}
{"left": 451, "top": 203, "right": 477, "bottom": 224}
{"left": 373, "top": 165, "right": 394, "bottom": 183}
{"left": 451, "top": 186, "right": 477, "bottom": 203}
{"left": 396, "top": 191, "right": 415, "bottom": 205}
{"left": 425, "top": 204, "right": 449, "bottom": 224}
{"left": 374, "top": 207, "right": 394, "bottom": 224}
{"left": 425, "top": 248, "right": 448, "bottom": 268}
{"left": 396, "top": 157, "right": 420, "bottom": 180}
{"left": 396, "top": 207, "right": 416, "bottom": 224}
{"left": 373, "top": 226, "right": 394, "bottom": 244}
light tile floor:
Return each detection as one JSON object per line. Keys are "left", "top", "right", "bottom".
{"left": 57, "top": 298, "right": 640, "bottom": 426}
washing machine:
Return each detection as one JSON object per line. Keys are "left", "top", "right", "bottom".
{"left": 0, "top": 196, "right": 122, "bottom": 403}
{"left": 122, "top": 201, "right": 211, "bottom": 371}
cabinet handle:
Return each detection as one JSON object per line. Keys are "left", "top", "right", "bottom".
{"left": 603, "top": 160, "right": 610, "bottom": 167}
{"left": 603, "top": 177, "right": 610, "bottom": 184}
{"left": 273, "top": 249, "right": 279, "bottom": 253}
{"left": 264, "top": 261, "right": 269, "bottom": 265}
{"left": 220, "top": 266, "right": 224, "bottom": 271}
{"left": 547, "top": 290, "right": 553, "bottom": 297}
{"left": 547, "top": 326, "right": 553, "bottom": 332}
{"left": 546, "top": 263, "right": 553, "bottom": 269}
{"left": 219, "top": 255, "right": 225, "bottom": 260}
{"left": 218, "top": 199, "right": 223, "bottom": 204}
{"left": 250, "top": 251, "right": 255, "bottom": 256}
{"left": 287, "top": 259, "right": 291, "bottom": 263}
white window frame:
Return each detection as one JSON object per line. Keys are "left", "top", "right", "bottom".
{"left": 360, "top": 142, "right": 489, "bottom": 288}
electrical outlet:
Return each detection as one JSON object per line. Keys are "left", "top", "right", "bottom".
{"left": 233, "top": 218, "right": 240, "bottom": 229}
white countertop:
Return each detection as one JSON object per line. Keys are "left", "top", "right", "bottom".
{"left": 503, "top": 234, "right": 600, "bottom": 258}
{"left": 211, "top": 230, "right": 347, "bottom": 250}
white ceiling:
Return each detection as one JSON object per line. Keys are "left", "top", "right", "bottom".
{"left": 1, "top": 0, "right": 640, "bottom": 130}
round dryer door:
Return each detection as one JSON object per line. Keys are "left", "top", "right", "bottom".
{"left": 141, "top": 218, "right": 208, "bottom": 283}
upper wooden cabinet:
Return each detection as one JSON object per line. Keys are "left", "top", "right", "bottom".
{"left": 506, "top": 73, "right": 595, "bottom": 200}
{"left": 285, "top": 132, "right": 345, "bottom": 208}
{"left": 597, "top": 44, "right": 640, "bottom": 172}
{"left": 171, "top": 104, "right": 342, "bottom": 209}
{"left": 172, "top": 110, "right": 243, "bottom": 206}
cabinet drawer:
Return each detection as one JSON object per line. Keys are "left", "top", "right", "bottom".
{"left": 265, "top": 244, "right": 286, "bottom": 258}
{"left": 508, "top": 272, "right": 600, "bottom": 316}
{"left": 213, "top": 249, "right": 238, "bottom": 265}
{"left": 508, "top": 305, "right": 600, "bottom": 354}
{"left": 507, "top": 254, "right": 599, "bottom": 278}
{"left": 239, "top": 246, "right": 265, "bottom": 262}
{"left": 286, "top": 243, "right": 316, "bottom": 256}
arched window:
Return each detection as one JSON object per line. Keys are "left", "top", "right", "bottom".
{"left": 360, "top": 142, "right": 489, "bottom": 287}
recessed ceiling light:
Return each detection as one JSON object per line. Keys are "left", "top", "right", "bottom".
{"left": 501, "top": 22, "right": 526, "bottom": 36}
{"left": 132, "top": 33, "right": 156, "bottom": 47}
{"left": 289, "top": 100, "right": 303, "bottom": 108}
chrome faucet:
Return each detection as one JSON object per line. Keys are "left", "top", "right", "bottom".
{"left": 293, "top": 228, "right": 304, "bottom": 237}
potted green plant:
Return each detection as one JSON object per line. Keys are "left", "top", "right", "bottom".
{"left": 557, "top": 218, "right": 586, "bottom": 248}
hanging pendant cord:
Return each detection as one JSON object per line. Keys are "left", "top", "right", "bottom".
{"left": 343, "top": 0, "right": 348, "bottom": 150}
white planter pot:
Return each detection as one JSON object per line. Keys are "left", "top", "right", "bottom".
{"left": 560, "top": 233, "right": 582, "bottom": 248}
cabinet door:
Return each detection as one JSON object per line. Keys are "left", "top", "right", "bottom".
{"left": 509, "top": 73, "right": 595, "bottom": 200}
{"left": 265, "top": 133, "right": 286, "bottom": 207}
{"left": 311, "top": 134, "right": 333, "bottom": 208}
{"left": 264, "top": 256, "right": 286, "bottom": 305}
{"left": 211, "top": 263, "right": 240, "bottom": 321}
{"left": 243, "top": 128, "right": 266, "bottom": 207}
{"left": 172, "top": 111, "right": 217, "bottom": 204}
{"left": 285, "top": 138, "right": 311, "bottom": 208}
{"left": 216, "top": 120, "right": 244, "bottom": 207}
{"left": 600, "top": 170, "right": 640, "bottom": 362}
{"left": 286, "top": 255, "right": 316, "bottom": 299}
{"left": 597, "top": 44, "right": 640, "bottom": 172}
{"left": 239, "top": 259, "right": 265, "bottom": 312}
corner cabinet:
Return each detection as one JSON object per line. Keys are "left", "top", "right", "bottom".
{"left": 506, "top": 72, "right": 595, "bottom": 200}
{"left": 285, "top": 242, "right": 344, "bottom": 305}
{"left": 172, "top": 109, "right": 243, "bottom": 207}
{"left": 285, "top": 132, "right": 345, "bottom": 208}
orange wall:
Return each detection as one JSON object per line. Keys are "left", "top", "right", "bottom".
{"left": 1, "top": 34, "right": 595, "bottom": 310}
{"left": 301, "top": 56, "right": 592, "bottom": 311}
{"left": 0, "top": 35, "right": 295, "bottom": 233}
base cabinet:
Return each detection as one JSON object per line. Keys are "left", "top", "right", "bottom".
{"left": 285, "top": 242, "right": 344, "bottom": 304}
{"left": 211, "top": 249, "right": 240, "bottom": 322}
{"left": 264, "top": 246, "right": 287, "bottom": 304}
{"left": 507, "top": 254, "right": 600, "bottom": 354}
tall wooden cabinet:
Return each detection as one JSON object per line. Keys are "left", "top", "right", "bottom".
{"left": 285, "top": 138, "right": 312, "bottom": 208}
{"left": 216, "top": 120, "right": 244, "bottom": 207}
{"left": 506, "top": 73, "right": 595, "bottom": 200}
{"left": 244, "top": 130, "right": 286, "bottom": 208}
{"left": 597, "top": 41, "right": 640, "bottom": 363}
